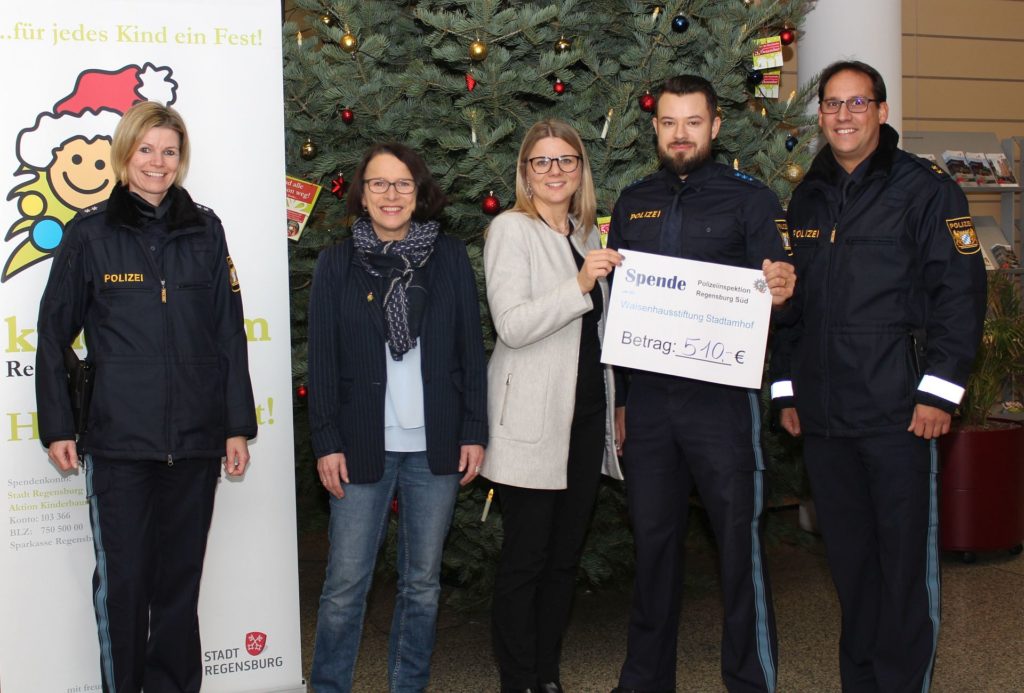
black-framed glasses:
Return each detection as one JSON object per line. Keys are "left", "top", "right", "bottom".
{"left": 819, "top": 97, "right": 881, "bottom": 114}
{"left": 364, "top": 178, "right": 416, "bottom": 194}
{"left": 526, "top": 155, "right": 581, "bottom": 174}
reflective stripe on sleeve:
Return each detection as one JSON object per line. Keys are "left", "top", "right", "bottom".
{"left": 918, "top": 375, "right": 965, "bottom": 405}
{"left": 770, "top": 380, "right": 794, "bottom": 399}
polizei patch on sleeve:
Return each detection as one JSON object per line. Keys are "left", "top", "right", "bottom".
{"left": 945, "top": 216, "right": 980, "bottom": 254}
{"left": 227, "top": 256, "right": 241, "bottom": 292}
{"left": 775, "top": 219, "right": 792, "bottom": 255}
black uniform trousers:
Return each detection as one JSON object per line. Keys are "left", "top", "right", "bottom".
{"left": 618, "top": 375, "right": 777, "bottom": 693}
{"left": 803, "top": 433, "right": 940, "bottom": 693}
{"left": 491, "top": 405, "right": 606, "bottom": 689}
{"left": 86, "top": 455, "right": 221, "bottom": 693}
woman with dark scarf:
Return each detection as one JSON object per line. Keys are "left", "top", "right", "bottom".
{"left": 307, "top": 142, "right": 488, "bottom": 693}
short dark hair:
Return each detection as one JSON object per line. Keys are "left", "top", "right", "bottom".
{"left": 654, "top": 75, "right": 718, "bottom": 118}
{"left": 817, "top": 60, "right": 887, "bottom": 103}
{"left": 346, "top": 142, "right": 447, "bottom": 220}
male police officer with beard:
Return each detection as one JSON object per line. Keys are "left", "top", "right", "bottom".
{"left": 608, "top": 75, "right": 795, "bottom": 693}
{"left": 771, "top": 61, "right": 986, "bottom": 692}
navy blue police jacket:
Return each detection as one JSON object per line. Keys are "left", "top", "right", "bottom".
{"left": 35, "top": 183, "right": 257, "bottom": 460}
{"left": 770, "top": 124, "right": 987, "bottom": 436}
{"left": 306, "top": 233, "right": 488, "bottom": 483}
{"left": 608, "top": 161, "right": 790, "bottom": 270}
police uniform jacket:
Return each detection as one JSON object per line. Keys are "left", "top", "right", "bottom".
{"left": 35, "top": 183, "right": 257, "bottom": 460}
{"left": 306, "top": 233, "right": 488, "bottom": 483}
{"left": 770, "top": 124, "right": 986, "bottom": 436}
{"left": 608, "top": 161, "right": 789, "bottom": 276}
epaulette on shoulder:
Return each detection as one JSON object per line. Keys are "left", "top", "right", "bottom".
{"left": 908, "top": 153, "right": 949, "bottom": 179}
{"left": 194, "top": 202, "right": 218, "bottom": 217}
{"left": 729, "top": 169, "right": 766, "bottom": 187}
{"left": 622, "top": 171, "right": 660, "bottom": 193}
{"left": 77, "top": 204, "right": 104, "bottom": 218}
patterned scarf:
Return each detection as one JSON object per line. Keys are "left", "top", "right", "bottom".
{"left": 351, "top": 216, "right": 439, "bottom": 360}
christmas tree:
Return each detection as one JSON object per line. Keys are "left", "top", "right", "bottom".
{"left": 282, "top": 0, "right": 817, "bottom": 605}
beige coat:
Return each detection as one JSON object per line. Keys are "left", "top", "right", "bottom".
{"left": 481, "top": 211, "right": 622, "bottom": 490}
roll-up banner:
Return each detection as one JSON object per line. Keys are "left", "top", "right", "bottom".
{"left": 0, "top": 2, "right": 303, "bottom": 690}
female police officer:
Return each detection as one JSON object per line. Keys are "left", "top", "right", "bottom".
{"left": 35, "top": 100, "right": 257, "bottom": 693}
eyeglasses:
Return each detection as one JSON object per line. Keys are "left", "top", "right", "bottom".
{"left": 364, "top": 178, "right": 416, "bottom": 194}
{"left": 819, "top": 97, "right": 881, "bottom": 114}
{"left": 526, "top": 155, "right": 581, "bottom": 174}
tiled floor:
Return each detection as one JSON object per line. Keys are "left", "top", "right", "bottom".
{"left": 297, "top": 509, "right": 1024, "bottom": 692}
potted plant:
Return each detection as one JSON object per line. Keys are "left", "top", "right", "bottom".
{"left": 939, "top": 272, "right": 1024, "bottom": 562}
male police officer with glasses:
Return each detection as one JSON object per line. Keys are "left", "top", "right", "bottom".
{"left": 771, "top": 60, "right": 986, "bottom": 691}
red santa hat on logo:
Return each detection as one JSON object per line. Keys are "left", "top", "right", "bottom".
{"left": 17, "top": 63, "right": 178, "bottom": 169}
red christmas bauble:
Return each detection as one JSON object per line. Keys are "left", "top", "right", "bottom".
{"left": 340, "top": 107, "right": 354, "bottom": 125}
{"left": 638, "top": 92, "right": 656, "bottom": 113}
{"left": 465, "top": 73, "right": 477, "bottom": 91}
{"left": 297, "top": 385, "right": 308, "bottom": 399}
{"left": 481, "top": 192, "right": 500, "bottom": 215}
{"left": 553, "top": 79, "right": 566, "bottom": 95}
{"left": 330, "top": 174, "right": 346, "bottom": 199}
{"left": 780, "top": 28, "right": 795, "bottom": 46}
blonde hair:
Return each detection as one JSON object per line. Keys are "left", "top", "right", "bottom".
{"left": 110, "top": 101, "right": 190, "bottom": 187}
{"left": 511, "top": 119, "right": 597, "bottom": 236}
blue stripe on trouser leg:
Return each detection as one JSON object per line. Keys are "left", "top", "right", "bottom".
{"left": 747, "top": 391, "right": 777, "bottom": 692}
{"left": 921, "top": 439, "right": 941, "bottom": 693}
{"left": 86, "top": 455, "right": 116, "bottom": 693}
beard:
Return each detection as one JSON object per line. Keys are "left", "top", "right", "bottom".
{"left": 658, "top": 138, "right": 713, "bottom": 177}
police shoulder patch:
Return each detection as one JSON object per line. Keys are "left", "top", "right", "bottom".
{"left": 195, "top": 202, "right": 217, "bottom": 216}
{"left": 227, "top": 255, "right": 241, "bottom": 292}
{"left": 945, "top": 216, "right": 980, "bottom": 254}
{"left": 775, "top": 219, "right": 793, "bottom": 256}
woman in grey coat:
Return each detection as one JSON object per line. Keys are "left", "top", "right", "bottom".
{"left": 482, "top": 120, "right": 623, "bottom": 693}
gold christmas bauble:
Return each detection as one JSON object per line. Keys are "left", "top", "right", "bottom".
{"left": 300, "top": 138, "right": 317, "bottom": 161}
{"left": 340, "top": 32, "right": 358, "bottom": 53}
{"left": 469, "top": 39, "right": 489, "bottom": 61}
{"left": 782, "top": 161, "right": 805, "bottom": 183}
{"left": 554, "top": 36, "right": 572, "bottom": 53}
{"left": 319, "top": 13, "right": 336, "bottom": 28}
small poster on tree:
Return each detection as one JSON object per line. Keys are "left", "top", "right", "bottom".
{"left": 286, "top": 176, "right": 322, "bottom": 242}
{"left": 752, "top": 36, "right": 784, "bottom": 70}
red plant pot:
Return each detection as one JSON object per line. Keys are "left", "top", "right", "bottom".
{"left": 939, "top": 421, "right": 1024, "bottom": 556}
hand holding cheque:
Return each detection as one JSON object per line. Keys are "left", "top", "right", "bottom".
{"left": 576, "top": 248, "right": 623, "bottom": 293}
{"left": 602, "top": 249, "right": 784, "bottom": 389}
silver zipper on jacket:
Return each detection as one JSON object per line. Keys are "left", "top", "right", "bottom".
{"left": 499, "top": 374, "right": 512, "bottom": 425}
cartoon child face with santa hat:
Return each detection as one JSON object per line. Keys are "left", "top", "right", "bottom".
{"left": 3, "top": 63, "right": 177, "bottom": 282}
{"left": 51, "top": 137, "right": 115, "bottom": 210}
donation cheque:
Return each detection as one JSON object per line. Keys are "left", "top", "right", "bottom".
{"left": 601, "top": 249, "right": 772, "bottom": 389}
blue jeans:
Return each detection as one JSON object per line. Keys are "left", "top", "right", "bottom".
{"left": 310, "top": 451, "right": 461, "bottom": 693}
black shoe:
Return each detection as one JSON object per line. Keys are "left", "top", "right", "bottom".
{"left": 537, "top": 682, "right": 564, "bottom": 693}
{"left": 501, "top": 687, "right": 536, "bottom": 693}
